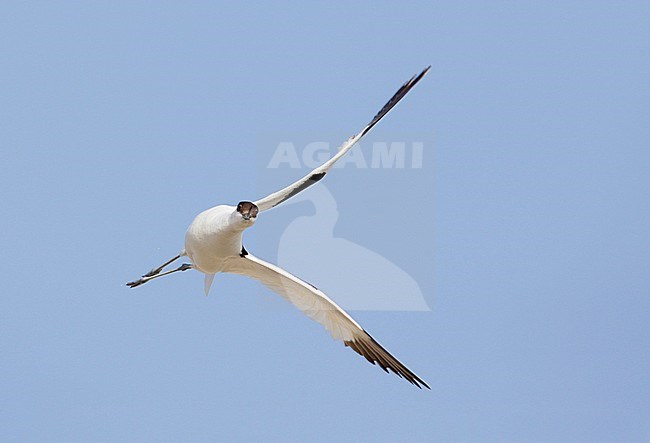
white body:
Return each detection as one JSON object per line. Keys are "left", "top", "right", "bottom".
{"left": 184, "top": 205, "right": 254, "bottom": 274}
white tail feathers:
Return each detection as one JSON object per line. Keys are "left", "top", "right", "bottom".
{"left": 204, "top": 273, "right": 215, "bottom": 295}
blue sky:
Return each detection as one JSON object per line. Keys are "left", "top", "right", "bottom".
{"left": 1, "top": 1, "right": 649, "bottom": 441}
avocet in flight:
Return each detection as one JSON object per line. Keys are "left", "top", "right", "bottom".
{"left": 128, "top": 67, "right": 431, "bottom": 389}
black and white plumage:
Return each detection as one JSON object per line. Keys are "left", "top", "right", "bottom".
{"left": 127, "top": 67, "right": 431, "bottom": 389}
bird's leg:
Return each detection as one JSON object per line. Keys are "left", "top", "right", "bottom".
{"left": 127, "top": 263, "right": 192, "bottom": 288}
{"left": 143, "top": 254, "right": 183, "bottom": 278}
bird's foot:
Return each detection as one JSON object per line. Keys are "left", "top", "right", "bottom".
{"left": 126, "top": 277, "right": 149, "bottom": 288}
{"left": 142, "top": 267, "right": 163, "bottom": 278}
{"left": 127, "top": 263, "right": 192, "bottom": 288}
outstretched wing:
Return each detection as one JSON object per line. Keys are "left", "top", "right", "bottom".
{"left": 254, "top": 66, "right": 430, "bottom": 212}
{"left": 223, "top": 251, "right": 430, "bottom": 389}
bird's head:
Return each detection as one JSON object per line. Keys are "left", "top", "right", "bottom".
{"left": 235, "top": 201, "right": 259, "bottom": 224}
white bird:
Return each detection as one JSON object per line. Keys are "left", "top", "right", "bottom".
{"left": 127, "top": 67, "right": 431, "bottom": 389}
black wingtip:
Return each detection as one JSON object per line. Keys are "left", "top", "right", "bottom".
{"left": 346, "top": 330, "right": 431, "bottom": 390}
{"left": 362, "top": 66, "right": 431, "bottom": 137}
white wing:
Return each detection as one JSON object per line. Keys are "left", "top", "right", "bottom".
{"left": 254, "top": 66, "right": 430, "bottom": 212}
{"left": 223, "top": 251, "right": 430, "bottom": 389}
